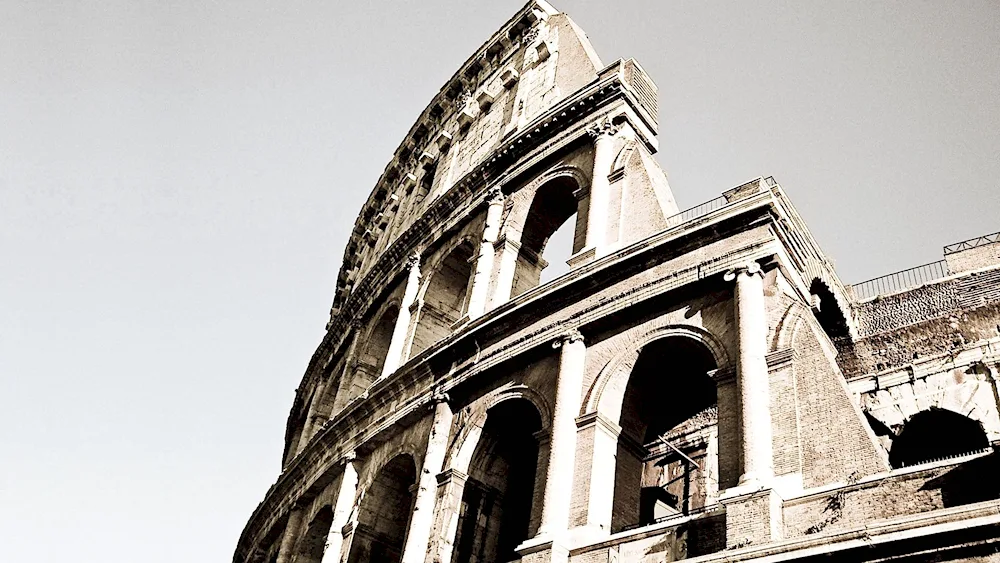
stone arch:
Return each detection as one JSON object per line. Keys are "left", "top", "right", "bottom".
{"left": 410, "top": 237, "right": 478, "bottom": 357}
{"left": 448, "top": 384, "right": 552, "bottom": 474}
{"left": 333, "top": 301, "right": 402, "bottom": 412}
{"left": 347, "top": 453, "right": 418, "bottom": 563}
{"left": 445, "top": 392, "right": 547, "bottom": 563}
{"left": 610, "top": 140, "right": 638, "bottom": 178}
{"left": 577, "top": 326, "right": 730, "bottom": 532}
{"left": 499, "top": 165, "right": 590, "bottom": 297}
{"left": 888, "top": 407, "right": 989, "bottom": 468}
{"left": 585, "top": 325, "right": 731, "bottom": 422}
{"left": 809, "top": 277, "right": 851, "bottom": 340}
{"left": 294, "top": 505, "right": 334, "bottom": 563}
{"left": 801, "top": 262, "right": 857, "bottom": 337}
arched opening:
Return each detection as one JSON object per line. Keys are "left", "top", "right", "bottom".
{"left": 809, "top": 279, "right": 850, "bottom": 340}
{"left": 347, "top": 454, "right": 418, "bottom": 563}
{"left": 452, "top": 399, "right": 543, "bottom": 563}
{"left": 512, "top": 177, "right": 583, "bottom": 298}
{"left": 295, "top": 506, "right": 334, "bottom": 563}
{"left": 357, "top": 305, "right": 399, "bottom": 385}
{"left": 888, "top": 407, "right": 989, "bottom": 468}
{"left": 411, "top": 241, "right": 476, "bottom": 356}
{"left": 611, "top": 336, "right": 719, "bottom": 532}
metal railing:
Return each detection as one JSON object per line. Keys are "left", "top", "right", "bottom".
{"left": 849, "top": 260, "right": 950, "bottom": 301}
{"left": 943, "top": 231, "right": 1000, "bottom": 255}
{"left": 663, "top": 196, "right": 728, "bottom": 229}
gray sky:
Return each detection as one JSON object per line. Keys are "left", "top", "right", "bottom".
{"left": 2, "top": 1, "right": 998, "bottom": 561}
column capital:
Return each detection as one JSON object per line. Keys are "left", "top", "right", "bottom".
{"left": 724, "top": 261, "right": 762, "bottom": 281}
{"left": 587, "top": 117, "right": 620, "bottom": 140}
{"left": 552, "top": 329, "right": 584, "bottom": 349}
{"left": 406, "top": 251, "right": 422, "bottom": 270}
{"left": 430, "top": 388, "right": 450, "bottom": 405}
{"left": 485, "top": 186, "right": 504, "bottom": 206}
{"left": 338, "top": 450, "right": 358, "bottom": 466}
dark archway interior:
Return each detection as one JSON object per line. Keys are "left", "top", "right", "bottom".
{"left": 809, "top": 279, "right": 850, "bottom": 339}
{"left": 453, "top": 399, "right": 543, "bottom": 563}
{"left": 411, "top": 241, "right": 476, "bottom": 356}
{"left": 512, "top": 177, "right": 581, "bottom": 297}
{"left": 889, "top": 407, "right": 989, "bottom": 468}
{"left": 347, "top": 454, "right": 417, "bottom": 563}
{"left": 612, "top": 336, "right": 718, "bottom": 532}
{"left": 295, "top": 506, "right": 334, "bottom": 563}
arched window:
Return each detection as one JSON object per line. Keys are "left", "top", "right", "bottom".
{"left": 512, "top": 177, "right": 583, "bottom": 298}
{"left": 453, "top": 399, "right": 543, "bottom": 563}
{"left": 347, "top": 454, "right": 417, "bottom": 563}
{"left": 410, "top": 241, "right": 476, "bottom": 356}
{"left": 295, "top": 506, "right": 334, "bottom": 563}
{"left": 612, "top": 337, "right": 719, "bottom": 532}
{"left": 888, "top": 407, "right": 989, "bottom": 468}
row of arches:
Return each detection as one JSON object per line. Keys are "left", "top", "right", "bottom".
{"left": 278, "top": 318, "right": 996, "bottom": 563}
{"left": 342, "top": 174, "right": 588, "bottom": 408}
{"left": 281, "top": 332, "right": 727, "bottom": 563}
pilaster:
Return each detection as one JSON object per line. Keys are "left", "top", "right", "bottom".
{"left": 725, "top": 262, "right": 775, "bottom": 486}
{"left": 400, "top": 393, "right": 454, "bottom": 563}
{"left": 320, "top": 452, "right": 360, "bottom": 563}
{"left": 275, "top": 506, "right": 305, "bottom": 563}
{"left": 382, "top": 253, "right": 422, "bottom": 378}
{"left": 467, "top": 187, "right": 505, "bottom": 319}
{"left": 520, "top": 330, "right": 586, "bottom": 562}
{"left": 573, "top": 117, "right": 619, "bottom": 265}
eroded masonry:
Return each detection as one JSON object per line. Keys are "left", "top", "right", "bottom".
{"left": 235, "top": 3, "right": 1000, "bottom": 562}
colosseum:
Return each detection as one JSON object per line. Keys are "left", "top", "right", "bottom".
{"left": 235, "top": 2, "right": 1000, "bottom": 562}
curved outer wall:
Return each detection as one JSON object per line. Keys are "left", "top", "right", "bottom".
{"left": 237, "top": 3, "right": 1000, "bottom": 563}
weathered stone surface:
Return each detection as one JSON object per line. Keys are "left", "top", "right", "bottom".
{"left": 234, "top": 3, "right": 1000, "bottom": 563}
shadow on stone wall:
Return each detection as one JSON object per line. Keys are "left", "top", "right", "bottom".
{"left": 920, "top": 446, "right": 1000, "bottom": 508}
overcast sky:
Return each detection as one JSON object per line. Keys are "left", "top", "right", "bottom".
{"left": 2, "top": 1, "right": 999, "bottom": 562}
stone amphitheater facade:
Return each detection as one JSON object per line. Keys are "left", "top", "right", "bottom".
{"left": 235, "top": 3, "right": 1000, "bottom": 562}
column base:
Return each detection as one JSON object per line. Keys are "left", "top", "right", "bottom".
{"left": 566, "top": 247, "right": 598, "bottom": 269}
{"left": 719, "top": 485, "right": 784, "bottom": 549}
{"left": 516, "top": 536, "right": 569, "bottom": 563}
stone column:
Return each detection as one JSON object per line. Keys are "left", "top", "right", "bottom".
{"left": 582, "top": 119, "right": 619, "bottom": 256}
{"left": 725, "top": 263, "right": 774, "bottom": 485}
{"left": 534, "top": 330, "right": 586, "bottom": 546}
{"left": 400, "top": 392, "right": 454, "bottom": 563}
{"left": 321, "top": 452, "right": 360, "bottom": 563}
{"left": 489, "top": 236, "right": 522, "bottom": 308}
{"left": 275, "top": 506, "right": 305, "bottom": 563}
{"left": 381, "top": 252, "right": 422, "bottom": 378}
{"left": 428, "top": 468, "right": 469, "bottom": 563}
{"left": 467, "top": 187, "right": 505, "bottom": 319}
